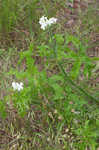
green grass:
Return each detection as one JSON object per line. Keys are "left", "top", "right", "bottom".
{"left": 0, "top": 0, "right": 99, "bottom": 150}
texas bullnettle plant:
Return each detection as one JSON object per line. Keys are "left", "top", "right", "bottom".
{"left": 1, "top": 15, "right": 98, "bottom": 148}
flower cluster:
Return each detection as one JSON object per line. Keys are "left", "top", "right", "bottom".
{"left": 39, "top": 16, "right": 57, "bottom": 30}
{"left": 12, "top": 82, "right": 23, "bottom": 91}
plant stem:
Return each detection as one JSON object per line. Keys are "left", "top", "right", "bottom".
{"left": 58, "top": 62, "right": 99, "bottom": 104}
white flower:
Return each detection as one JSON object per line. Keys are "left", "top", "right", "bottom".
{"left": 39, "top": 16, "right": 57, "bottom": 30}
{"left": 48, "top": 17, "right": 57, "bottom": 25}
{"left": 12, "top": 82, "right": 23, "bottom": 91}
{"left": 12, "top": 82, "right": 17, "bottom": 90}
{"left": 39, "top": 16, "right": 49, "bottom": 30}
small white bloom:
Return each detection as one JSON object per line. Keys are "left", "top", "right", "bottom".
{"left": 39, "top": 16, "right": 49, "bottom": 30}
{"left": 48, "top": 17, "right": 57, "bottom": 25}
{"left": 39, "top": 16, "right": 57, "bottom": 30}
{"left": 12, "top": 82, "right": 17, "bottom": 90}
{"left": 20, "top": 82, "right": 23, "bottom": 86}
{"left": 12, "top": 82, "right": 23, "bottom": 91}
{"left": 39, "top": 16, "right": 48, "bottom": 25}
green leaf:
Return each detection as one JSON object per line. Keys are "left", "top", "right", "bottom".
{"left": 54, "top": 34, "right": 64, "bottom": 45}
{"left": 70, "top": 59, "right": 81, "bottom": 79}
{"left": 65, "top": 34, "right": 80, "bottom": 49}
{"left": 51, "top": 83, "right": 64, "bottom": 99}
{"left": 48, "top": 74, "right": 64, "bottom": 82}
{"left": 0, "top": 100, "right": 7, "bottom": 119}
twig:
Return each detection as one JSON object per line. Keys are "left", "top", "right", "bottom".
{"left": 58, "top": 62, "right": 99, "bottom": 104}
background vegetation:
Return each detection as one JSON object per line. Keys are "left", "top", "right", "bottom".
{"left": 0, "top": 0, "right": 99, "bottom": 149}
